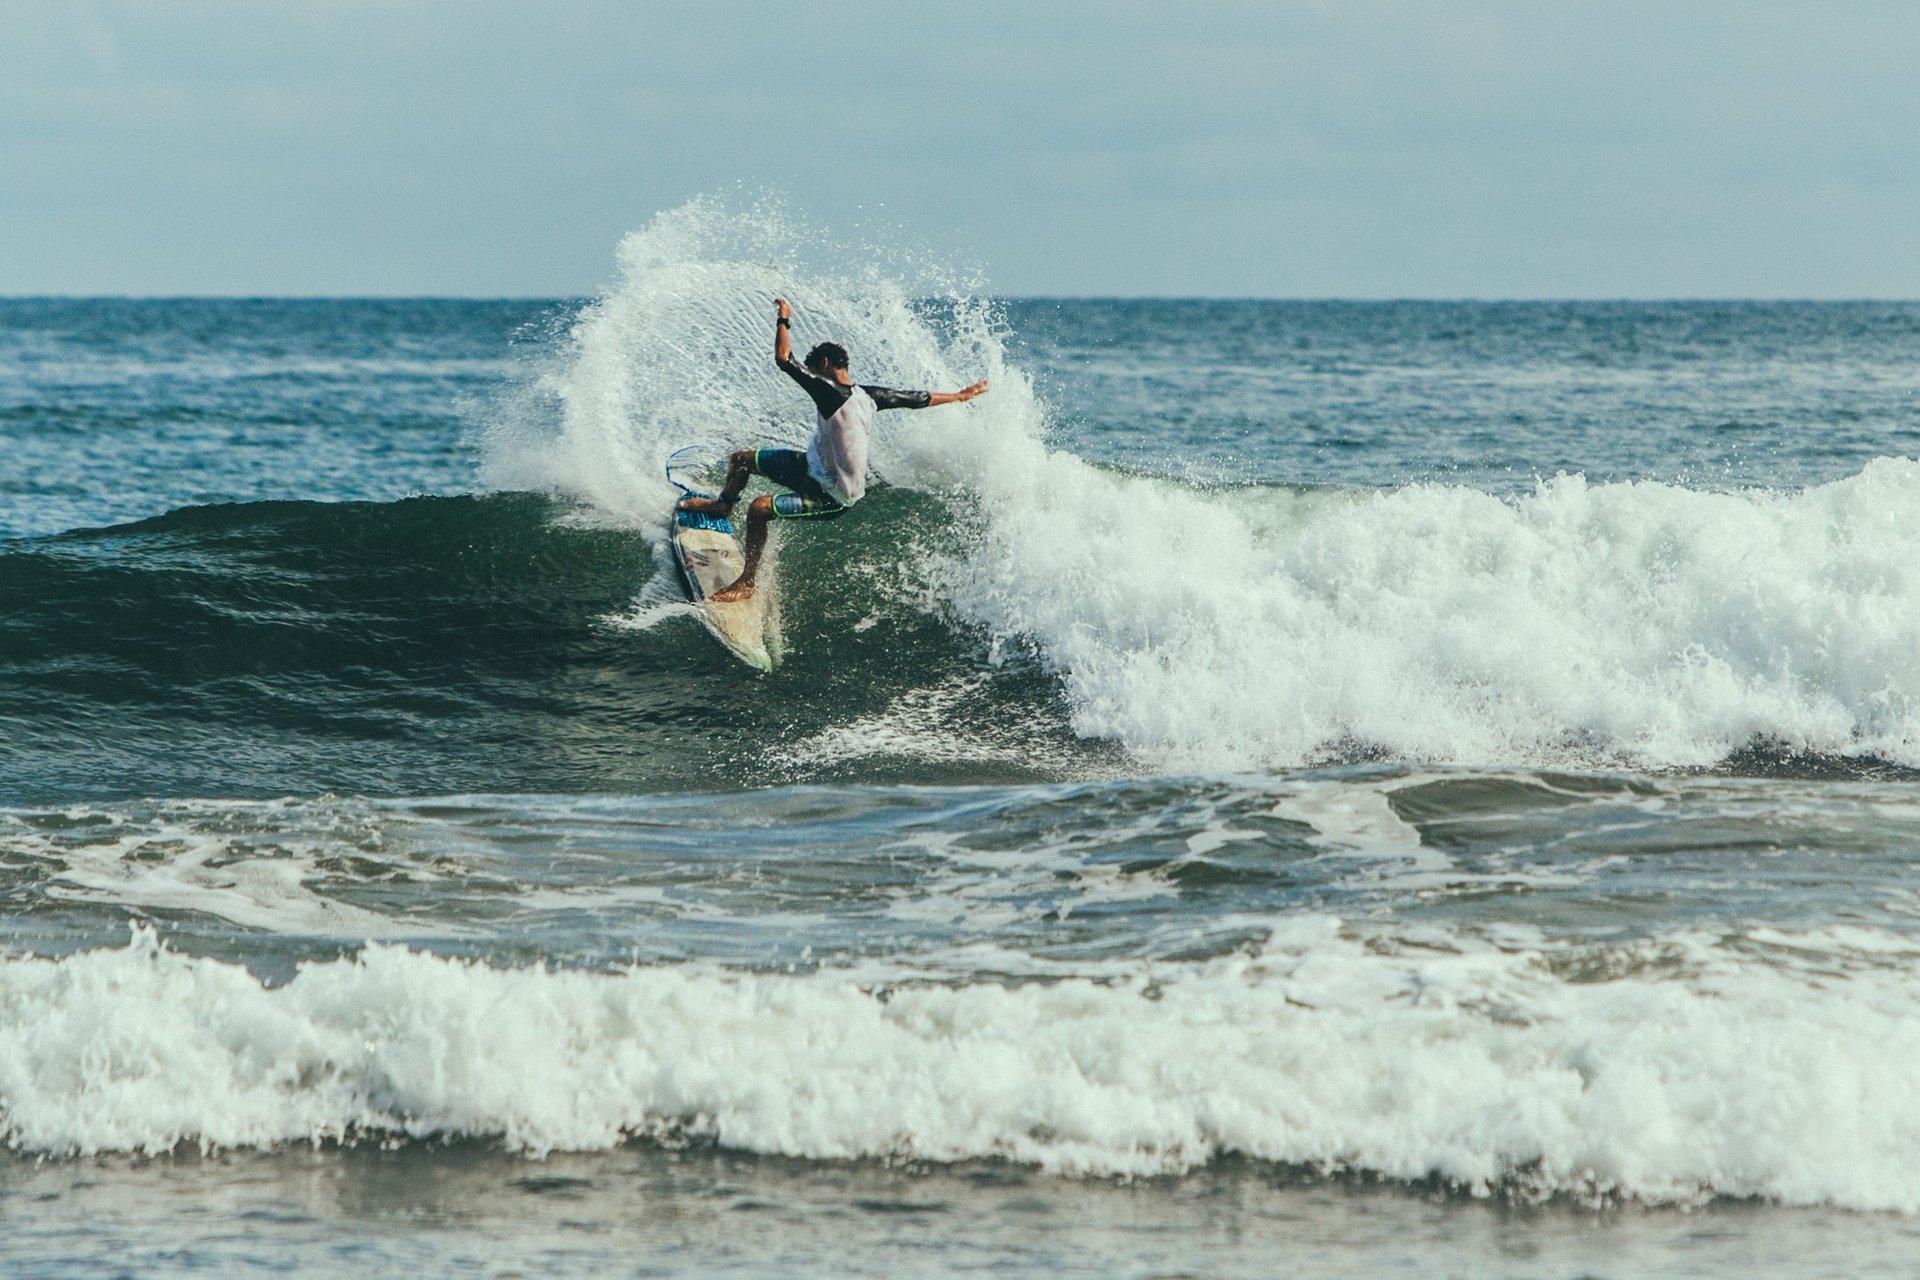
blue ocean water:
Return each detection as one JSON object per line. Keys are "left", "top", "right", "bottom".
{"left": 5, "top": 205, "right": 1920, "bottom": 1276}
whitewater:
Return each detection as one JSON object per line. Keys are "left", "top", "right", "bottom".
{"left": 10, "top": 914, "right": 1920, "bottom": 1210}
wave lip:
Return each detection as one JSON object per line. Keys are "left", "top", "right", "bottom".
{"left": 7, "top": 925, "right": 1920, "bottom": 1211}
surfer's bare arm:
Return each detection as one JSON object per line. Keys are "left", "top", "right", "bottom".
{"left": 926, "top": 380, "right": 989, "bottom": 407}
{"left": 773, "top": 297, "right": 794, "bottom": 365}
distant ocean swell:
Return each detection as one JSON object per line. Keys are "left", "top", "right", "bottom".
{"left": 7, "top": 922, "right": 1920, "bottom": 1211}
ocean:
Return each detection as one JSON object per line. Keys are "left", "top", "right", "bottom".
{"left": 4, "top": 201, "right": 1920, "bottom": 1276}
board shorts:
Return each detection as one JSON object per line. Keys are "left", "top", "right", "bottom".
{"left": 754, "top": 449, "right": 847, "bottom": 520}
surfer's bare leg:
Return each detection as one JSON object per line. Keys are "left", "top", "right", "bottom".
{"left": 676, "top": 451, "right": 756, "bottom": 514}
{"left": 710, "top": 495, "right": 774, "bottom": 603}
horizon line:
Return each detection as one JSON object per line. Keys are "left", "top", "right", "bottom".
{"left": 5, "top": 292, "right": 1920, "bottom": 306}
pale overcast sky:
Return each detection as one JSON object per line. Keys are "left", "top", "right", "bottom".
{"left": 4, "top": 1, "right": 1917, "bottom": 297}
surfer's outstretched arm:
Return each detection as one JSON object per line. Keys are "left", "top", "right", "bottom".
{"left": 861, "top": 379, "right": 989, "bottom": 413}
{"left": 926, "top": 380, "right": 990, "bottom": 406}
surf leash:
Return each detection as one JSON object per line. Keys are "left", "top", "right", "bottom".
{"left": 664, "top": 444, "right": 708, "bottom": 495}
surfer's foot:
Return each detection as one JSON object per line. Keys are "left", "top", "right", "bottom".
{"left": 676, "top": 494, "right": 735, "bottom": 515}
{"left": 710, "top": 579, "right": 756, "bottom": 603}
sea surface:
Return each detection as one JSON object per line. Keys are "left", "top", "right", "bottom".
{"left": 4, "top": 202, "right": 1920, "bottom": 1277}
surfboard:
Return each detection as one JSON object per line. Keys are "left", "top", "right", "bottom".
{"left": 671, "top": 503, "right": 774, "bottom": 672}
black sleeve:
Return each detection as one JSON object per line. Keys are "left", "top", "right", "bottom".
{"left": 778, "top": 355, "right": 852, "bottom": 417}
{"left": 861, "top": 385, "right": 933, "bottom": 411}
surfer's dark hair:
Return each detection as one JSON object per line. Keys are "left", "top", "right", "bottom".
{"left": 805, "top": 342, "right": 849, "bottom": 373}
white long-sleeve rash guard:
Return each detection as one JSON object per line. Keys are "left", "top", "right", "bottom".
{"left": 777, "top": 355, "right": 930, "bottom": 505}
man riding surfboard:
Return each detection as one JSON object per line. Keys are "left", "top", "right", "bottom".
{"left": 675, "top": 298, "right": 989, "bottom": 602}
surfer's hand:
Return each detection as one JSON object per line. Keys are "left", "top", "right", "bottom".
{"left": 927, "top": 379, "right": 989, "bottom": 408}
{"left": 775, "top": 298, "right": 793, "bottom": 321}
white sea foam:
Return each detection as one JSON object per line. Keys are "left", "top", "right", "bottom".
{"left": 7, "top": 923, "right": 1920, "bottom": 1211}
{"left": 3, "top": 803, "right": 429, "bottom": 939}
{"left": 1268, "top": 779, "right": 1430, "bottom": 854}
{"left": 924, "top": 445, "right": 1920, "bottom": 770}
{"left": 486, "top": 197, "right": 1920, "bottom": 771}
{"left": 598, "top": 569, "right": 701, "bottom": 632}
{"left": 765, "top": 674, "right": 1085, "bottom": 774}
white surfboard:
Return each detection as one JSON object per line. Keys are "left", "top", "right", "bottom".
{"left": 671, "top": 521, "right": 774, "bottom": 672}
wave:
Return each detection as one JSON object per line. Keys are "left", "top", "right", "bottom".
{"left": 8, "top": 923, "right": 1920, "bottom": 1211}
{"left": 474, "top": 198, "right": 1920, "bottom": 775}
{"left": 0, "top": 490, "right": 1086, "bottom": 802}
{"left": 4, "top": 468, "right": 1916, "bottom": 809}
{"left": 6, "top": 465, "right": 1915, "bottom": 804}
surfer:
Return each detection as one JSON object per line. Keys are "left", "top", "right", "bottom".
{"left": 676, "top": 298, "right": 989, "bottom": 602}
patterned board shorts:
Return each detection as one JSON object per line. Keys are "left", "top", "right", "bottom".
{"left": 755, "top": 449, "right": 847, "bottom": 520}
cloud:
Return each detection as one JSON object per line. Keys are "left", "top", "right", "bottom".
{"left": 2, "top": 0, "right": 1916, "bottom": 295}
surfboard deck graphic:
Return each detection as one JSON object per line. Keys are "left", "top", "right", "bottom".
{"left": 671, "top": 513, "right": 774, "bottom": 672}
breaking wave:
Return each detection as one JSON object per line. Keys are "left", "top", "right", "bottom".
{"left": 9, "top": 922, "right": 1920, "bottom": 1211}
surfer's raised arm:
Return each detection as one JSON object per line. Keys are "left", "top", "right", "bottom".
{"left": 773, "top": 296, "right": 794, "bottom": 366}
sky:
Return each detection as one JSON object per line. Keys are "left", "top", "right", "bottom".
{"left": 3, "top": 0, "right": 1918, "bottom": 298}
